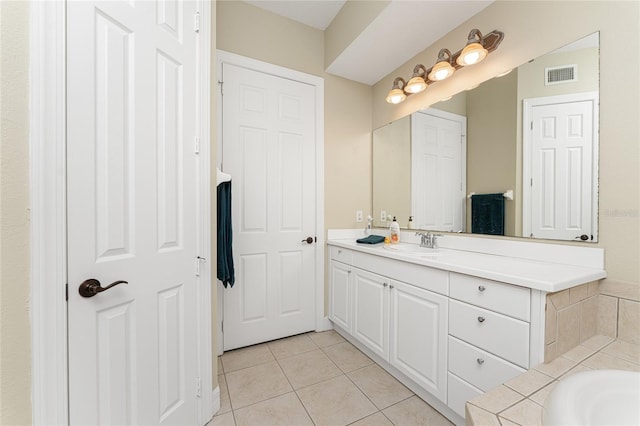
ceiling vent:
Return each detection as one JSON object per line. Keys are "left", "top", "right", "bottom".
{"left": 545, "top": 64, "right": 577, "bottom": 85}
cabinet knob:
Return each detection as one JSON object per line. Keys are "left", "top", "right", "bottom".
{"left": 477, "top": 316, "right": 485, "bottom": 323}
{"left": 389, "top": 284, "right": 395, "bottom": 289}
{"left": 338, "top": 250, "right": 342, "bottom": 254}
{"left": 477, "top": 358, "right": 485, "bottom": 365}
{"left": 478, "top": 285, "right": 486, "bottom": 292}
{"left": 383, "top": 282, "right": 388, "bottom": 287}
{"left": 347, "top": 270, "right": 352, "bottom": 274}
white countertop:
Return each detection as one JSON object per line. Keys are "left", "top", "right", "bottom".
{"left": 328, "top": 238, "right": 606, "bottom": 293}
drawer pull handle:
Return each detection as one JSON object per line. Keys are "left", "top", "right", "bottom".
{"left": 383, "top": 282, "right": 388, "bottom": 287}
{"left": 477, "top": 358, "right": 485, "bottom": 365}
{"left": 477, "top": 316, "right": 485, "bottom": 323}
{"left": 389, "top": 284, "right": 394, "bottom": 289}
{"left": 338, "top": 250, "right": 342, "bottom": 254}
{"left": 347, "top": 270, "right": 352, "bottom": 274}
{"left": 478, "top": 285, "right": 486, "bottom": 292}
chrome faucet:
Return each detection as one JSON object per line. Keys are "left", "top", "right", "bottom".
{"left": 415, "top": 231, "right": 441, "bottom": 249}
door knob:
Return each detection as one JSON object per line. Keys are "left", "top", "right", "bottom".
{"left": 575, "top": 234, "right": 590, "bottom": 241}
{"left": 301, "top": 237, "right": 314, "bottom": 244}
{"left": 79, "top": 279, "right": 128, "bottom": 298}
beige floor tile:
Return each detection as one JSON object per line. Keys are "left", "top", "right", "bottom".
{"left": 532, "top": 356, "right": 577, "bottom": 378}
{"left": 278, "top": 348, "right": 343, "bottom": 389}
{"left": 558, "top": 364, "right": 593, "bottom": 381}
{"left": 296, "top": 375, "right": 377, "bottom": 426}
{"left": 207, "top": 411, "right": 236, "bottom": 426}
{"left": 497, "top": 417, "right": 521, "bottom": 426}
{"left": 267, "top": 334, "right": 318, "bottom": 360}
{"left": 581, "top": 334, "right": 614, "bottom": 350}
{"left": 225, "top": 361, "right": 292, "bottom": 409}
{"left": 218, "top": 374, "right": 232, "bottom": 414}
{"left": 529, "top": 381, "right": 558, "bottom": 406}
{"left": 382, "top": 396, "right": 453, "bottom": 426}
{"left": 308, "top": 330, "right": 346, "bottom": 348}
{"left": 499, "top": 399, "right": 542, "bottom": 426}
{"left": 221, "top": 343, "right": 275, "bottom": 373}
{"left": 618, "top": 299, "right": 640, "bottom": 344}
{"left": 504, "top": 369, "right": 554, "bottom": 397}
{"left": 348, "top": 363, "right": 413, "bottom": 409}
{"left": 322, "top": 341, "right": 373, "bottom": 373}
{"left": 560, "top": 344, "right": 598, "bottom": 363}
{"left": 601, "top": 339, "right": 640, "bottom": 364}
{"left": 233, "top": 392, "right": 313, "bottom": 426}
{"left": 468, "top": 385, "right": 523, "bottom": 414}
{"left": 349, "top": 412, "right": 394, "bottom": 426}
{"left": 581, "top": 351, "right": 640, "bottom": 372}
{"left": 218, "top": 356, "right": 224, "bottom": 374}
{"left": 465, "top": 403, "right": 500, "bottom": 426}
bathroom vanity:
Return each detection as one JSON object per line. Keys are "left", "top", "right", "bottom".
{"left": 327, "top": 229, "right": 606, "bottom": 425}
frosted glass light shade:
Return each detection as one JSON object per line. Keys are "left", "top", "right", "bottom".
{"left": 457, "top": 42, "right": 488, "bottom": 66}
{"left": 405, "top": 76, "right": 427, "bottom": 94}
{"left": 386, "top": 88, "right": 406, "bottom": 104}
{"left": 428, "top": 61, "right": 455, "bottom": 81}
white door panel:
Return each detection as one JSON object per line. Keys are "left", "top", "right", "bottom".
{"left": 67, "top": 1, "right": 201, "bottom": 424}
{"left": 412, "top": 111, "right": 465, "bottom": 232}
{"left": 529, "top": 99, "right": 595, "bottom": 240}
{"left": 222, "top": 63, "right": 316, "bottom": 350}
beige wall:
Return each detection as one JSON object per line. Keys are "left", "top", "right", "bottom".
{"left": 0, "top": 1, "right": 32, "bottom": 425}
{"left": 372, "top": 1, "right": 640, "bottom": 289}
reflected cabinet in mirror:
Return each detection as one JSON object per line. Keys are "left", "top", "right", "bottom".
{"left": 373, "top": 32, "right": 599, "bottom": 242}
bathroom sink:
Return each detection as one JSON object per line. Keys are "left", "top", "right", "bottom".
{"left": 543, "top": 369, "right": 640, "bottom": 425}
{"left": 382, "top": 244, "right": 447, "bottom": 256}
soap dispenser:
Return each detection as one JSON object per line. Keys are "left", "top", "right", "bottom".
{"left": 389, "top": 216, "right": 400, "bottom": 244}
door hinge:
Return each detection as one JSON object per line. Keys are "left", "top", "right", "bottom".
{"left": 218, "top": 80, "right": 223, "bottom": 96}
{"left": 195, "top": 256, "right": 206, "bottom": 276}
{"left": 221, "top": 320, "right": 224, "bottom": 333}
{"left": 530, "top": 178, "right": 533, "bottom": 187}
{"left": 65, "top": 283, "right": 68, "bottom": 301}
{"left": 194, "top": 137, "right": 200, "bottom": 154}
{"left": 196, "top": 377, "right": 201, "bottom": 397}
{"left": 530, "top": 121, "right": 533, "bottom": 130}
{"left": 194, "top": 12, "right": 200, "bottom": 33}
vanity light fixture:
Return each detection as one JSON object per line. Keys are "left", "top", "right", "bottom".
{"left": 385, "top": 29, "right": 504, "bottom": 104}
{"left": 385, "top": 77, "right": 407, "bottom": 104}
{"left": 457, "top": 29, "right": 489, "bottom": 66}
{"left": 428, "top": 49, "right": 455, "bottom": 81}
{"left": 405, "top": 65, "right": 428, "bottom": 94}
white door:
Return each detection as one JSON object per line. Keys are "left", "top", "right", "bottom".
{"left": 352, "top": 268, "right": 389, "bottom": 360}
{"left": 526, "top": 96, "right": 596, "bottom": 241}
{"left": 389, "top": 280, "right": 448, "bottom": 403}
{"left": 221, "top": 62, "right": 317, "bottom": 350}
{"left": 411, "top": 111, "right": 466, "bottom": 232}
{"left": 67, "top": 2, "right": 203, "bottom": 424}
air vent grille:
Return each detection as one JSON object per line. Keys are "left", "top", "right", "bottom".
{"left": 545, "top": 65, "right": 577, "bottom": 85}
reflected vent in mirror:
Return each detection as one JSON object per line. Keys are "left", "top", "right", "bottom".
{"left": 545, "top": 64, "right": 577, "bottom": 85}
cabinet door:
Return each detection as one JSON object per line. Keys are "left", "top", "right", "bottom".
{"left": 353, "top": 268, "right": 389, "bottom": 360}
{"left": 329, "top": 261, "right": 352, "bottom": 332}
{"left": 389, "top": 280, "right": 448, "bottom": 403}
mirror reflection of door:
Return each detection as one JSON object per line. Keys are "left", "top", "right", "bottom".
{"left": 411, "top": 110, "right": 466, "bottom": 232}
{"left": 523, "top": 92, "right": 599, "bottom": 241}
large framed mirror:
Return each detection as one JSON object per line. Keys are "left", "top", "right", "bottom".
{"left": 372, "top": 32, "right": 599, "bottom": 242}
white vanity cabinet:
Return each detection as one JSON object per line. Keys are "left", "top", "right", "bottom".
{"left": 353, "top": 267, "right": 389, "bottom": 360}
{"left": 389, "top": 279, "right": 448, "bottom": 402}
{"left": 446, "top": 273, "right": 530, "bottom": 417}
{"left": 329, "top": 259, "right": 352, "bottom": 333}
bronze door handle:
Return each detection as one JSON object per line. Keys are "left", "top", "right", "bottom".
{"left": 78, "top": 279, "right": 128, "bottom": 298}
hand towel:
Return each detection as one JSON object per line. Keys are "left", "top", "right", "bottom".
{"left": 356, "top": 235, "right": 386, "bottom": 244}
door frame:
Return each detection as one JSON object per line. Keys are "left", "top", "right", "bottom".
{"left": 29, "top": 2, "right": 214, "bottom": 424}
{"left": 522, "top": 91, "right": 599, "bottom": 241}
{"left": 215, "top": 50, "right": 329, "bottom": 354}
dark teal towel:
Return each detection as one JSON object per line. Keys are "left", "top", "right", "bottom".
{"left": 217, "top": 181, "right": 235, "bottom": 288}
{"left": 471, "top": 193, "right": 505, "bottom": 236}
{"left": 356, "top": 235, "right": 386, "bottom": 244}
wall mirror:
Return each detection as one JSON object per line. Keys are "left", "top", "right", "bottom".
{"left": 372, "top": 32, "right": 599, "bottom": 242}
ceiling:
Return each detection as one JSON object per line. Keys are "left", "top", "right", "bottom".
{"left": 243, "top": 0, "right": 494, "bottom": 85}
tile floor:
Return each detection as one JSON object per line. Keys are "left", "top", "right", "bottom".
{"left": 207, "top": 330, "right": 453, "bottom": 426}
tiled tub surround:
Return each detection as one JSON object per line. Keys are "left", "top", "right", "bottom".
{"left": 327, "top": 230, "right": 607, "bottom": 425}
{"left": 465, "top": 336, "right": 640, "bottom": 426}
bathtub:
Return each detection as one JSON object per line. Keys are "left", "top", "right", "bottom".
{"left": 543, "top": 369, "right": 640, "bottom": 425}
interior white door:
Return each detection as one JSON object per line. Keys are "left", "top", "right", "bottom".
{"left": 411, "top": 111, "right": 465, "bottom": 232}
{"left": 529, "top": 100, "right": 595, "bottom": 240}
{"left": 67, "top": 1, "right": 202, "bottom": 424}
{"left": 221, "top": 63, "right": 317, "bottom": 350}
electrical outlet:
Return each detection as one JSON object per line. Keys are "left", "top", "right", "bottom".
{"left": 356, "top": 210, "right": 363, "bottom": 222}
{"left": 380, "top": 210, "right": 387, "bottom": 222}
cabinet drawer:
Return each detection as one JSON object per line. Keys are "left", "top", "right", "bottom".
{"left": 448, "top": 336, "right": 525, "bottom": 392}
{"left": 447, "top": 372, "right": 483, "bottom": 419}
{"left": 450, "top": 273, "right": 530, "bottom": 321}
{"left": 330, "top": 246, "right": 353, "bottom": 264}
{"left": 449, "top": 300, "right": 530, "bottom": 368}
